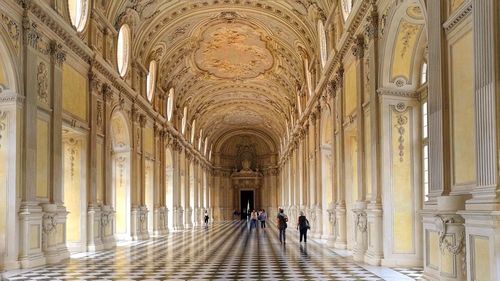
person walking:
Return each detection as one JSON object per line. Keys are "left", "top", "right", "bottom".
{"left": 259, "top": 209, "right": 267, "bottom": 229}
{"left": 204, "top": 209, "right": 209, "bottom": 226}
{"left": 250, "top": 209, "right": 258, "bottom": 230}
{"left": 277, "top": 208, "right": 288, "bottom": 244}
{"left": 297, "top": 211, "right": 310, "bottom": 243}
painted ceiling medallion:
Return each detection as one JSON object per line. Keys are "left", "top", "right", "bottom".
{"left": 194, "top": 22, "right": 274, "bottom": 80}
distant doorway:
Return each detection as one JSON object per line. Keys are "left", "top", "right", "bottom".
{"left": 240, "top": 190, "right": 254, "bottom": 220}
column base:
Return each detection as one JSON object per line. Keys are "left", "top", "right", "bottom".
{"left": 364, "top": 250, "right": 383, "bottom": 266}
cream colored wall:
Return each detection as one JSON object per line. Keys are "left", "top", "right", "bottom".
{"left": 450, "top": 30, "right": 476, "bottom": 186}
{"left": 0, "top": 111, "right": 6, "bottom": 254}
{"left": 96, "top": 141, "right": 104, "bottom": 204}
{"left": 473, "top": 236, "right": 491, "bottom": 281}
{"left": 344, "top": 62, "right": 357, "bottom": 116}
{"left": 114, "top": 153, "right": 130, "bottom": 236}
{"left": 62, "top": 64, "right": 88, "bottom": 121}
{"left": 145, "top": 159, "right": 154, "bottom": 232}
{"left": 391, "top": 109, "right": 414, "bottom": 253}
{"left": 391, "top": 20, "right": 423, "bottom": 82}
{"left": 0, "top": 56, "right": 6, "bottom": 86}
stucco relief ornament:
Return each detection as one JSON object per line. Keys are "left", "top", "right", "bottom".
{"left": 37, "top": 62, "right": 48, "bottom": 104}
{"left": 22, "top": 15, "right": 40, "bottom": 48}
{"left": 355, "top": 211, "right": 367, "bottom": 233}
{"left": 0, "top": 111, "right": 7, "bottom": 148}
{"left": 395, "top": 113, "right": 408, "bottom": 162}
{"left": 96, "top": 101, "right": 103, "bottom": 130}
{"left": 49, "top": 41, "right": 67, "bottom": 66}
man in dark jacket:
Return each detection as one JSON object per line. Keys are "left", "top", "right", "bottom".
{"left": 277, "top": 208, "right": 288, "bottom": 244}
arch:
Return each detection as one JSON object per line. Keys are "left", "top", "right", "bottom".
{"left": 380, "top": 0, "right": 427, "bottom": 90}
{"left": 213, "top": 129, "right": 277, "bottom": 154}
{"left": 165, "top": 147, "right": 174, "bottom": 231}
{"left": 0, "top": 29, "right": 20, "bottom": 271}
{"left": 110, "top": 111, "right": 132, "bottom": 240}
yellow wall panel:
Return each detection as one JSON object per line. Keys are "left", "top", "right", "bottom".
{"left": 450, "top": 31, "right": 476, "bottom": 185}
{"left": 428, "top": 231, "right": 439, "bottom": 268}
{"left": 64, "top": 140, "right": 81, "bottom": 242}
{"left": 96, "top": 142, "right": 104, "bottom": 204}
{"left": 473, "top": 236, "right": 491, "bottom": 281}
{"left": 36, "top": 119, "right": 49, "bottom": 199}
{"left": 391, "top": 20, "right": 422, "bottom": 81}
{"left": 392, "top": 110, "right": 414, "bottom": 253}
{"left": 364, "top": 114, "right": 372, "bottom": 197}
{"left": 344, "top": 63, "right": 357, "bottom": 116}
{"left": 62, "top": 64, "right": 88, "bottom": 121}
{"left": 144, "top": 127, "right": 154, "bottom": 154}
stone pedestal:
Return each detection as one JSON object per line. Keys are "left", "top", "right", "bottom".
{"left": 100, "top": 205, "right": 115, "bottom": 249}
{"left": 131, "top": 207, "right": 139, "bottom": 240}
{"left": 364, "top": 203, "right": 383, "bottom": 265}
{"left": 41, "top": 204, "right": 69, "bottom": 264}
{"left": 185, "top": 207, "right": 193, "bottom": 229}
{"left": 353, "top": 201, "right": 367, "bottom": 262}
{"left": 18, "top": 203, "right": 45, "bottom": 269}
{"left": 154, "top": 206, "right": 167, "bottom": 235}
{"left": 139, "top": 206, "right": 149, "bottom": 240}
{"left": 422, "top": 196, "right": 466, "bottom": 281}
{"left": 334, "top": 204, "right": 347, "bottom": 249}
{"left": 87, "top": 206, "right": 104, "bottom": 252}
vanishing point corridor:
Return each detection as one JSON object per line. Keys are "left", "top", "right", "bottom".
{"left": 4, "top": 222, "right": 423, "bottom": 280}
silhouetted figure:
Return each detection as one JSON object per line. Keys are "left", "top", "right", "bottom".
{"left": 277, "top": 208, "right": 288, "bottom": 244}
{"left": 297, "top": 211, "right": 310, "bottom": 243}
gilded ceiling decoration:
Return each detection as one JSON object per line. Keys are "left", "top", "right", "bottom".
{"left": 109, "top": 0, "right": 329, "bottom": 148}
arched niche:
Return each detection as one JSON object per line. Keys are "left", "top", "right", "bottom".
{"left": 110, "top": 111, "right": 132, "bottom": 240}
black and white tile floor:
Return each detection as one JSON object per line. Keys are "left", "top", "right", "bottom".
{"left": 3, "top": 221, "right": 424, "bottom": 280}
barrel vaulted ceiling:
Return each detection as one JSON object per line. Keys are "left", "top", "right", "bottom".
{"left": 105, "top": 0, "right": 332, "bottom": 149}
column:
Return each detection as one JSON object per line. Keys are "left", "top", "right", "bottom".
{"left": 333, "top": 66, "right": 347, "bottom": 249}
{"left": 363, "top": 5, "right": 383, "bottom": 265}
{"left": 351, "top": 35, "right": 367, "bottom": 262}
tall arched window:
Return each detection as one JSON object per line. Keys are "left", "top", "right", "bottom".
{"left": 318, "top": 20, "right": 328, "bottom": 67}
{"left": 117, "top": 24, "right": 131, "bottom": 77}
{"left": 341, "top": 0, "right": 353, "bottom": 21}
{"left": 421, "top": 61, "right": 428, "bottom": 85}
{"left": 204, "top": 137, "right": 208, "bottom": 155}
{"left": 198, "top": 129, "right": 203, "bottom": 150}
{"left": 190, "top": 120, "right": 196, "bottom": 143}
{"left": 166, "top": 88, "right": 174, "bottom": 121}
{"left": 68, "top": 0, "right": 89, "bottom": 32}
{"left": 146, "top": 60, "right": 157, "bottom": 102}
{"left": 181, "top": 107, "right": 188, "bottom": 135}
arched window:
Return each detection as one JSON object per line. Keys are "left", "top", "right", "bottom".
{"left": 181, "top": 107, "right": 188, "bottom": 135}
{"left": 166, "top": 88, "right": 174, "bottom": 121}
{"left": 68, "top": 0, "right": 89, "bottom": 32}
{"left": 297, "top": 94, "right": 302, "bottom": 115}
{"left": 204, "top": 137, "right": 208, "bottom": 155}
{"left": 421, "top": 61, "right": 428, "bottom": 85}
{"left": 318, "top": 21, "right": 328, "bottom": 67}
{"left": 117, "top": 24, "right": 131, "bottom": 77}
{"left": 198, "top": 129, "right": 203, "bottom": 150}
{"left": 190, "top": 120, "right": 196, "bottom": 143}
{"left": 146, "top": 60, "right": 157, "bottom": 102}
{"left": 341, "top": 0, "right": 353, "bottom": 21}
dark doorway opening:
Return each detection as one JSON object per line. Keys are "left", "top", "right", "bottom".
{"left": 240, "top": 190, "right": 254, "bottom": 220}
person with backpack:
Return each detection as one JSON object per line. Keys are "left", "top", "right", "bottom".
{"left": 297, "top": 211, "right": 310, "bottom": 243}
{"left": 276, "top": 208, "right": 288, "bottom": 244}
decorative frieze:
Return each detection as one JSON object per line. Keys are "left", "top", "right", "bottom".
{"left": 36, "top": 62, "right": 49, "bottom": 104}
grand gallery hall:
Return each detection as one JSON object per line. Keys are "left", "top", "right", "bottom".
{"left": 0, "top": 0, "right": 499, "bottom": 280}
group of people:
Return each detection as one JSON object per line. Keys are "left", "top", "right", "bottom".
{"left": 276, "top": 208, "right": 310, "bottom": 244}
{"left": 248, "top": 209, "right": 268, "bottom": 229}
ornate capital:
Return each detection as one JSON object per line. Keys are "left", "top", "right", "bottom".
{"left": 139, "top": 114, "right": 147, "bottom": 127}
{"left": 49, "top": 40, "right": 67, "bottom": 66}
{"left": 351, "top": 36, "right": 365, "bottom": 59}
{"left": 364, "top": 9, "right": 379, "bottom": 40}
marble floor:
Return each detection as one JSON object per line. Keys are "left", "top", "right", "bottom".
{"left": 3, "top": 221, "right": 424, "bottom": 280}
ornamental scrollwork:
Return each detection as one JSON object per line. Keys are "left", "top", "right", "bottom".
{"left": 355, "top": 211, "right": 367, "bottom": 233}
{"left": 37, "top": 62, "right": 48, "bottom": 104}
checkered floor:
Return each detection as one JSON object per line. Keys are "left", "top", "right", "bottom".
{"left": 4, "top": 221, "right": 424, "bottom": 280}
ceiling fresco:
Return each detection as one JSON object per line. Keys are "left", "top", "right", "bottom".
{"left": 194, "top": 22, "right": 274, "bottom": 80}
{"left": 108, "top": 0, "right": 331, "bottom": 149}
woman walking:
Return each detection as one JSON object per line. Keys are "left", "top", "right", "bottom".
{"left": 297, "top": 211, "right": 310, "bottom": 243}
{"left": 250, "top": 209, "right": 258, "bottom": 230}
{"left": 259, "top": 209, "right": 267, "bottom": 229}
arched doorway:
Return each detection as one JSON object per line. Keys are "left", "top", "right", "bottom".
{"left": 0, "top": 29, "right": 20, "bottom": 271}
{"left": 110, "top": 112, "right": 131, "bottom": 240}
{"left": 62, "top": 129, "right": 87, "bottom": 253}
